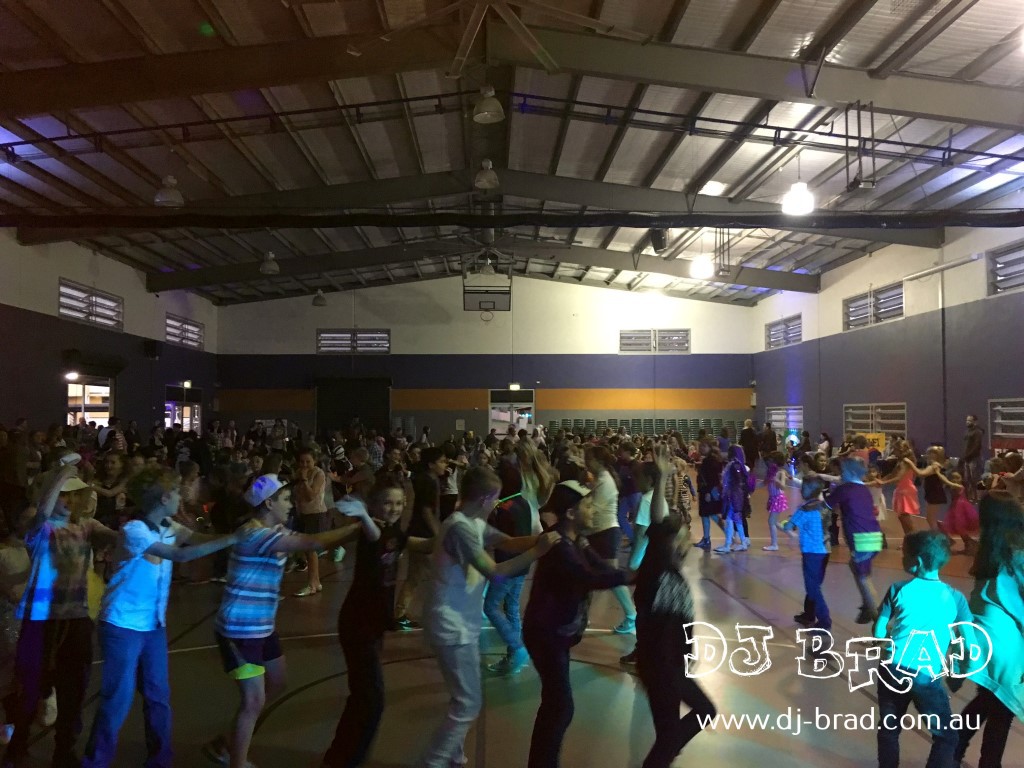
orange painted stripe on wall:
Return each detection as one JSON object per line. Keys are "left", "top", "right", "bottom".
{"left": 391, "top": 389, "right": 490, "bottom": 411}
{"left": 217, "top": 389, "right": 315, "bottom": 411}
{"left": 536, "top": 388, "right": 752, "bottom": 411}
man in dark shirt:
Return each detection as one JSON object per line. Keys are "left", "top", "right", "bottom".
{"left": 962, "top": 414, "right": 984, "bottom": 502}
{"left": 759, "top": 422, "right": 779, "bottom": 462}
{"left": 393, "top": 447, "right": 447, "bottom": 630}
{"left": 739, "top": 419, "right": 760, "bottom": 472}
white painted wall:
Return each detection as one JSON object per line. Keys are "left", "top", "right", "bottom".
{"left": 217, "top": 275, "right": 756, "bottom": 355}
{"left": 0, "top": 230, "right": 219, "bottom": 352}
{"left": 750, "top": 226, "right": 1022, "bottom": 349}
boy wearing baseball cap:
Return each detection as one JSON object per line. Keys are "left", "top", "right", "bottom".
{"left": 3, "top": 455, "right": 118, "bottom": 768}
{"left": 523, "top": 479, "right": 632, "bottom": 768}
{"left": 204, "top": 475, "right": 366, "bottom": 768}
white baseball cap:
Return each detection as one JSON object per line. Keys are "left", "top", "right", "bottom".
{"left": 244, "top": 474, "right": 285, "bottom": 507}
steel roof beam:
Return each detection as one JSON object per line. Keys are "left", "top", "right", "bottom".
{"left": 15, "top": 169, "right": 943, "bottom": 248}
{"left": 485, "top": 23, "right": 1024, "bottom": 131}
{"left": 870, "top": 0, "right": 982, "bottom": 79}
{"left": 145, "top": 242, "right": 818, "bottom": 293}
{"left": 0, "top": 25, "right": 461, "bottom": 117}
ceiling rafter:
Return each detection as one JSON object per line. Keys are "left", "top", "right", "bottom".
{"left": 599, "top": 0, "right": 784, "bottom": 251}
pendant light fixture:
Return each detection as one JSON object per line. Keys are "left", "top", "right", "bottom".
{"left": 153, "top": 175, "right": 184, "bottom": 208}
{"left": 259, "top": 251, "right": 280, "bottom": 275}
{"left": 312, "top": 289, "right": 328, "bottom": 307}
{"left": 473, "top": 85, "right": 505, "bottom": 124}
{"left": 474, "top": 159, "right": 500, "bottom": 190}
{"left": 689, "top": 254, "right": 715, "bottom": 280}
{"left": 781, "top": 155, "right": 815, "bottom": 216}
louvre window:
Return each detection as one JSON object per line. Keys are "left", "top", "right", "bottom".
{"left": 165, "top": 314, "right": 204, "bottom": 350}
{"left": 619, "top": 330, "right": 654, "bottom": 353}
{"left": 765, "top": 406, "right": 803, "bottom": 445}
{"left": 843, "top": 403, "right": 907, "bottom": 437}
{"left": 58, "top": 279, "right": 123, "bottom": 330}
{"left": 843, "top": 283, "right": 904, "bottom": 330}
{"left": 765, "top": 315, "right": 801, "bottom": 350}
{"left": 989, "top": 399, "right": 1024, "bottom": 452}
{"left": 317, "top": 328, "right": 390, "bottom": 354}
{"left": 988, "top": 240, "right": 1024, "bottom": 295}
{"left": 655, "top": 329, "right": 691, "bottom": 353}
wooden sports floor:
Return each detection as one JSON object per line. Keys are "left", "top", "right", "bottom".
{"left": 13, "top": 485, "right": 1023, "bottom": 767}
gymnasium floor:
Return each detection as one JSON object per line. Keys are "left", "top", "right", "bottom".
{"left": 16, "top": 486, "right": 1024, "bottom": 768}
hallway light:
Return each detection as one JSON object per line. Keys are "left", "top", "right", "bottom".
{"left": 509, "top": 383, "right": 521, "bottom": 391}
{"left": 153, "top": 175, "right": 184, "bottom": 208}
{"left": 259, "top": 251, "right": 280, "bottom": 275}
{"left": 689, "top": 254, "right": 715, "bottom": 280}
{"left": 64, "top": 371, "right": 79, "bottom": 382}
{"left": 474, "top": 160, "right": 500, "bottom": 190}
{"left": 781, "top": 181, "right": 815, "bottom": 216}
{"left": 473, "top": 86, "right": 505, "bottom": 124}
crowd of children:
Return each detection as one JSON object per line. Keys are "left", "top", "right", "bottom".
{"left": 0, "top": 414, "right": 1020, "bottom": 768}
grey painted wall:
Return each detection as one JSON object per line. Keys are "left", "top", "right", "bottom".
{"left": 0, "top": 303, "right": 216, "bottom": 430}
{"left": 753, "top": 289, "right": 1024, "bottom": 455}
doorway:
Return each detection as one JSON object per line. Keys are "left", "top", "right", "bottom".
{"left": 67, "top": 376, "right": 113, "bottom": 427}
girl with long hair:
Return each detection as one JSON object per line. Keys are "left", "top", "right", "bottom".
{"left": 322, "top": 481, "right": 433, "bottom": 767}
{"left": 954, "top": 493, "right": 1024, "bottom": 768}
{"left": 762, "top": 451, "right": 788, "bottom": 551}
{"left": 879, "top": 441, "right": 922, "bottom": 538}
{"left": 714, "top": 445, "right": 751, "bottom": 554}
{"left": 583, "top": 445, "right": 636, "bottom": 634}
{"left": 516, "top": 441, "right": 556, "bottom": 535}
{"left": 694, "top": 442, "right": 723, "bottom": 551}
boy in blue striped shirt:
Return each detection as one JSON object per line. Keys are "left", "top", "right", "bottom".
{"left": 204, "top": 475, "right": 367, "bottom": 768}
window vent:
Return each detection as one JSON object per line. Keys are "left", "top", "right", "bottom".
{"left": 165, "top": 314, "right": 204, "bottom": 350}
{"left": 765, "top": 315, "right": 801, "bottom": 350}
{"left": 58, "top": 279, "right": 123, "bottom": 330}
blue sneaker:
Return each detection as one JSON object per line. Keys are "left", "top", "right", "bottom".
{"left": 508, "top": 646, "right": 530, "bottom": 674}
{"left": 613, "top": 617, "right": 636, "bottom": 634}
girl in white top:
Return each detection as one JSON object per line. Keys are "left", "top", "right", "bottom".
{"left": 583, "top": 445, "right": 637, "bottom": 634}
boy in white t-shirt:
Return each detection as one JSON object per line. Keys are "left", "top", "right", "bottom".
{"left": 418, "top": 466, "right": 558, "bottom": 768}
{"left": 873, "top": 530, "right": 974, "bottom": 768}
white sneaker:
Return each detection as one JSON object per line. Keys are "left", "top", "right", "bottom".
{"left": 762, "top": 544, "right": 779, "bottom": 551}
{"left": 38, "top": 691, "right": 57, "bottom": 727}
{"left": 332, "top": 547, "right": 345, "bottom": 563}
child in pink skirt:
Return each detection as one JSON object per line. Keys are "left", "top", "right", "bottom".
{"left": 763, "top": 452, "right": 787, "bottom": 551}
{"left": 940, "top": 472, "right": 980, "bottom": 555}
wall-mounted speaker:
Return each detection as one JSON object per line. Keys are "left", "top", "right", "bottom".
{"left": 143, "top": 339, "right": 163, "bottom": 360}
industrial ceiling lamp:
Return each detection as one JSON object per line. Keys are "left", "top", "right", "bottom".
{"left": 689, "top": 254, "right": 715, "bottom": 280}
{"left": 479, "top": 255, "right": 497, "bottom": 275}
{"left": 312, "top": 289, "right": 328, "bottom": 307}
{"left": 474, "top": 159, "right": 500, "bottom": 190}
{"left": 259, "top": 251, "right": 280, "bottom": 276}
{"left": 473, "top": 85, "right": 505, "bottom": 124}
{"left": 153, "top": 175, "right": 184, "bottom": 208}
{"left": 781, "top": 155, "right": 815, "bottom": 216}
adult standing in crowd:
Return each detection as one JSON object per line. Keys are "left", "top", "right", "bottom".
{"left": 759, "top": 423, "right": 778, "bottom": 466}
{"left": 962, "top": 414, "right": 985, "bottom": 503}
{"left": 739, "top": 420, "right": 759, "bottom": 472}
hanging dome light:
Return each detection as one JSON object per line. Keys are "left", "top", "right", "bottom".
{"left": 781, "top": 181, "right": 815, "bottom": 216}
{"left": 473, "top": 85, "right": 505, "bottom": 124}
{"left": 479, "top": 256, "right": 497, "bottom": 276}
{"left": 474, "top": 159, "right": 500, "bottom": 190}
{"left": 259, "top": 251, "right": 280, "bottom": 276}
{"left": 689, "top": 254, "right": 715, "bottom": 280}
{"left": 153, "top": 175, "right": 184, "bottom": 208}
{"left": 312, "top": 289, "right": 328, "bottom": 307}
